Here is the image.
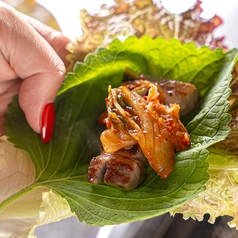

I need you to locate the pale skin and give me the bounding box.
[0,2,70,135]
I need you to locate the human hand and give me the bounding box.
[0,2,70,142]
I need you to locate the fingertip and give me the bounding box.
[19,71,65,136]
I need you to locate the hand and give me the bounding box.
[0,2,70,142]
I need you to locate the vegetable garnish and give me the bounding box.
[3,36,237,229]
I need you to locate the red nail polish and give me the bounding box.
[41,103,55,143]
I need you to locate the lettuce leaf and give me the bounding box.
[0,136,35,203]
[170,150,238,229]
[0,137,74,238]
[66,0,226,71]
[2,37,236,228]
[0,188,75,238]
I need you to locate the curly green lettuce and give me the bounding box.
[170,150,238,229]
[66,0,226,71]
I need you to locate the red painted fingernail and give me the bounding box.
[41,103,55,143]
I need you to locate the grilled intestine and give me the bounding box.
[88,145,147,190]
[88,69,199,190]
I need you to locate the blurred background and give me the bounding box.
[34,0,238,48]
[3,0,238,237]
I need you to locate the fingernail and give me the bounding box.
[41,103,55,143]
